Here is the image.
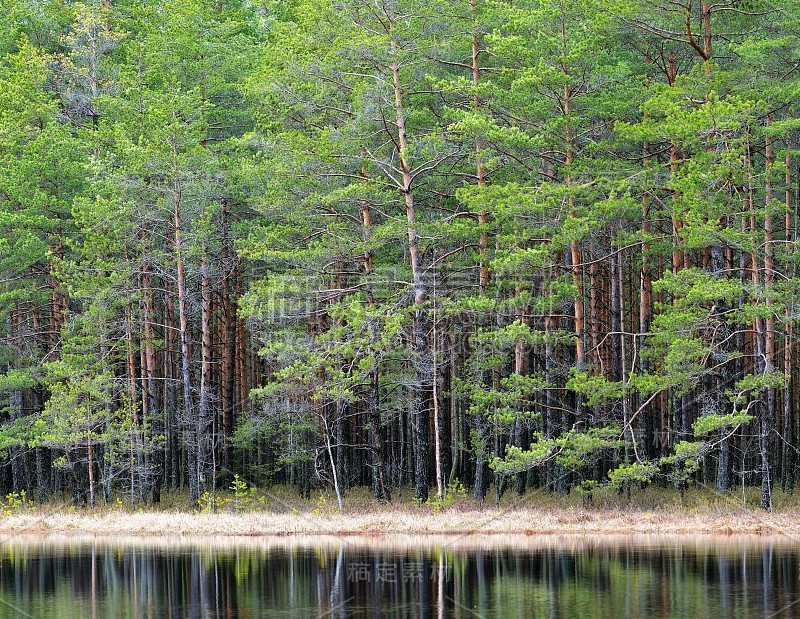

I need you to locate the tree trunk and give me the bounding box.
[640,134,654,456]
[783,149,794,491]
[471,0,489,295]
[220,200,235,469]
[163,288,179,490]
[140,255,159,502]
[762,116,775,510]
[234,261,248,421]
[390,19,429,502]
[87,433,95,508]
[198,245,214,498]
[174,189,197,504]
[432,293,444,501]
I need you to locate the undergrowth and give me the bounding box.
[8,483,800,515]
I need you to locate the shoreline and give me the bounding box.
[1,505,799,538]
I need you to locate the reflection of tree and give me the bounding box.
[0,540,796,617]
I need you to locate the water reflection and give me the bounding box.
[0,534,797,618]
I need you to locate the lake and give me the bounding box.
[0,534,797,617]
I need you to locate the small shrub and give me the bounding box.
[426,479,468,514]
[312,492,336,516]
[197,491,228,514]
[3,490,30,515]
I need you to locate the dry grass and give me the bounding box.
[2,484,800,538]
[0,506,796,537]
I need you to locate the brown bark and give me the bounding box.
[702,2,712,63]
[124,300,138,424]
[765,120,775,374]
[141,256,161,503]
[564,84,585,369]
[220,201,235,457]
[49,235,67,358]
[640,135,654,454]
[763,116,775,510]
[611,248,622,383]
[235,261,248,419]
[588,241,601,372]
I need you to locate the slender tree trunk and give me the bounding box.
[234,261,248,421]
[325,412,344,512]
[564,86,585,373]
[762,116,775,511]
[220,200,235,469]
[544,310,558,492]
[611,247,622,383]
[640,124,654,457]
[163,288,179,490]
[449,324,460,484]
[468,7,492,500]
[48,234,66,360]
[8,310,25,493]
[174,188,197,504]
[588,241,601,373]
[617,252,634,465]
[390,19,429,501]
[198,244,214,498]
[335,399,349,493]
[87,433,95,508]
[432,288,443,500]
[31,307,50,500]
[124,294,142,502]
[702,1,712,64]
[141,255,159,502]
[470,0,489,295]
[514,276,529,494]
[783,149,794,491]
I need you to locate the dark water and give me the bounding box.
[0,534,798,618]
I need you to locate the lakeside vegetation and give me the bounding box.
[2,486,800,536]
[1,0,800,513]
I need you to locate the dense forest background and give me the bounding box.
[0,0,799,510]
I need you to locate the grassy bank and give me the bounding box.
[2,485,800,537]
[1,505,799,537]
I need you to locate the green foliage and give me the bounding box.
[197,491,226,514]
[660,442,705,488]
[728,373,789,410]
[567,371,624,408]
[606,462,658,490]
[425,478,469,514]
[692,413,753,438]
[197,476,268,514]
[491,427,627,475]
[2,490,30,515]
[312,492,337,516]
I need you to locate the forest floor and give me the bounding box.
[2,485,800,537]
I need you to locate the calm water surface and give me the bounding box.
[0,534,797,618]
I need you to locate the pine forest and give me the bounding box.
[1,0,800,511]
